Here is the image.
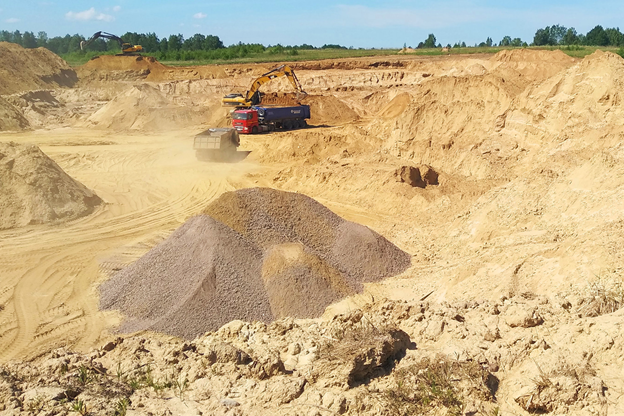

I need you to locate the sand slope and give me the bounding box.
[0,142,101,229]
[0,42,77,95]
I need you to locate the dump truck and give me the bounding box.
[193,128,240,161]
[232,105,311,134]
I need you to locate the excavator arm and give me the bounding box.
[80,31,143,55]
[222,65,307,107]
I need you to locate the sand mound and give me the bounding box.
[204,188,410,287]
[301,94,359,125]
[99,215,272,338]
[378,92,411,119]
[81,55,166,73]
[0,142,102,230]
[0,97,29,131]
[491,48,575,64]
[85,83,208,131]
[79,55,227,82]
[0,42,77,95]
[369,74,515,178]
[502,50,624,142]
[489,49,576,89]
[100,188,410,338]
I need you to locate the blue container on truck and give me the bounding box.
[255,105,310,122]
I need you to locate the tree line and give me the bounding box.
[411,24,624,50]
[2,24,624,61]
[0,30,350,60]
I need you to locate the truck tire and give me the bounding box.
[252,126,258,134]
[284,120,292,130]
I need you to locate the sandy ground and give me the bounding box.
[1,46,624,415]
[0,128,264,361]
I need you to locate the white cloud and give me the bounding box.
[65,7,114,22]
[113,5,121,12]
[193,12,207,19]
[5,17,20,23]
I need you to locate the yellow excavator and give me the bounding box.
[80,31,143,55]
[221,65,307,108]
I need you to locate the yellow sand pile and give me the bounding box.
[0,42,76,95]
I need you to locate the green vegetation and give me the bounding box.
[384,355,497,416]
[2,24,624,68]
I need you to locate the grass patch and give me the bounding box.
[60,44,623,67]
[384,355,498,416]
[577,273,624,317]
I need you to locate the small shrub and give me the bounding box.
[72,399,88,415]
[578,273,624,317]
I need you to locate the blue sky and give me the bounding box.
[1,1,623,48]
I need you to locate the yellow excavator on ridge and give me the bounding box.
[80,31,143,56]
[221,65,307,108]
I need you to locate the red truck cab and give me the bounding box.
[232,109,259,134]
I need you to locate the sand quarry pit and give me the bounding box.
[1,43,624,415]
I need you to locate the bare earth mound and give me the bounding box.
[0,42,77,95]
[0,142,102,230]
[100,188,410,338]
[0,96,29,132]
[203,188,411,289]
[85,83,209,131]
[99,215,273,339]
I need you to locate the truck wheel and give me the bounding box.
[252,126,258,134]
[284,120,292,130]
[301,119,308,128]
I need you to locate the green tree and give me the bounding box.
[167,34,183,51]
[36,31,48,47]
[499,36,512,47]
[533,27,551,46]
[562,27,578,45]
[550,24,567,44]
[605,27,623,46]
[586,25,609,45]
[422,33,436,48]
[12,30,22,46]
[22,31,37,48]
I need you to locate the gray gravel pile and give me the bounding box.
[204,188,411,291]
[99,215,272,338]
[100,188,411,339]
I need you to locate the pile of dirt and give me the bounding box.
[0,42,77,95]
[502,50,624,142]
[100,188,410,338]
[491,48,575,64]
[0,96,29,131]
[84,83,209,131]
[80,55,166,73]
[300,94,359,125]
[369,74,516,178]
[99,215,272,338]
[0,142,102,230]
[260,92,302,106]
[203,188,411,289]
[489,48,577,89]
[78,55,227,82]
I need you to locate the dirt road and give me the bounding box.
[0,129,259,362]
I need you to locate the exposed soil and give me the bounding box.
[0,141,101,230]
[1,47,623,416]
